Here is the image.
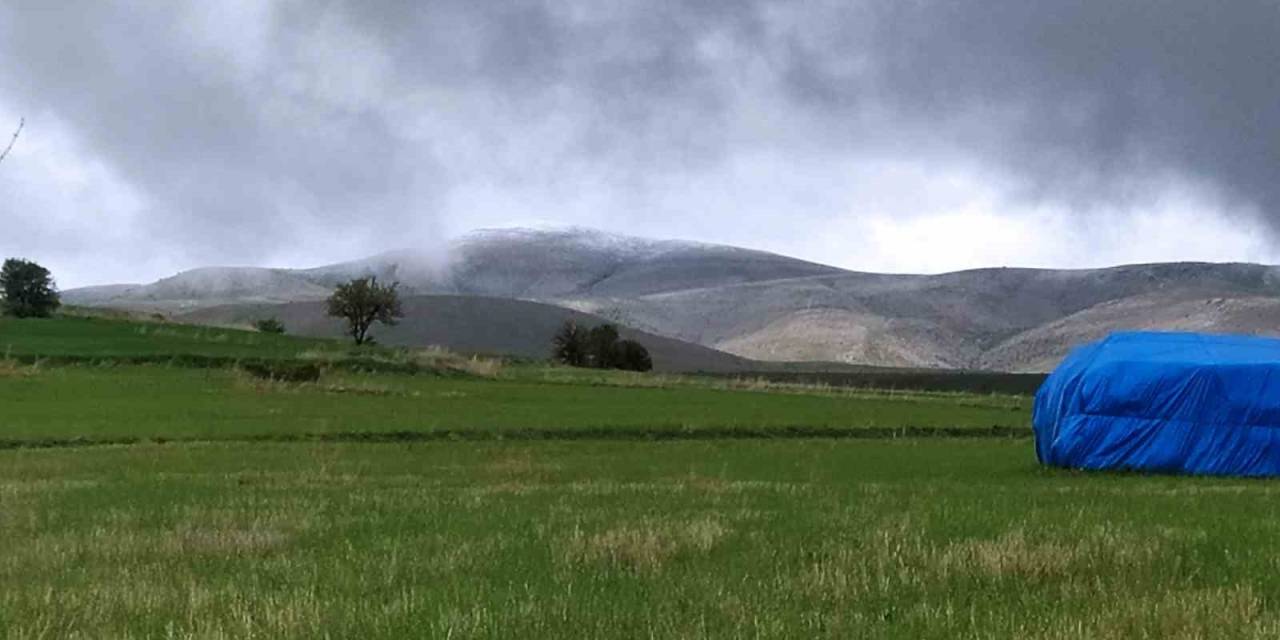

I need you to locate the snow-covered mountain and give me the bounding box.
[69,228,843,307]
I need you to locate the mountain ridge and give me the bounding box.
[64,228,1280,372]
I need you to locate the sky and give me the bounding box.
[1,1,1278,288]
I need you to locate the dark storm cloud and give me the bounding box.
[0,2,437,264]
[0,1,1277,284]
[333,0,752,167]
[781,0,1280,214]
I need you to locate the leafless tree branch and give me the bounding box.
[0,118,23,166]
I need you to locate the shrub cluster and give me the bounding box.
[552,321,652,372]
[253,317,286,334]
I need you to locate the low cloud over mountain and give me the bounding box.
[65,228,1280,372]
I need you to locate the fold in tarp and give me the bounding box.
[1034,331,1280,477]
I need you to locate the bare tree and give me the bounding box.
[326,276,404,345]
[0,118,22,166]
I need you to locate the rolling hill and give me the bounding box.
[174,295,757,373]
[65,228,1280,372]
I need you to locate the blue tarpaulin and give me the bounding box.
[1033,331,1280,477]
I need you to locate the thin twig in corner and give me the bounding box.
[0,118,24,166]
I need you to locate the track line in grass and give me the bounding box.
[0,424,1031,451]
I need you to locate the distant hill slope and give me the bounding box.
[573,262,1280,371]
[69,228,843,312]
[175,295,757,373]
[980,293,1280,372]
[67,228,1280,372]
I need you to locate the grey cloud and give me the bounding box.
[0,0,1277,285]
[0,1,441,266]
[779,1,1280,213]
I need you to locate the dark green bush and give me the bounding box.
[253,318,286,334]
[552,322,652,372]
[614,339,652,372]
[1,258,60,318]
[586,324,621,369]
[551,321,587,366]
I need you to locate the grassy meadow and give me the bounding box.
[0,365,1026,444]
[0,313,335,361]
[5,441,1280,639]
[2,314,1279,638]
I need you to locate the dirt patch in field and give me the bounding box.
[0,359,39,378]
[1031,585,1280,640]
[162,524,292,555]
[560,518,730,573]
[936,527,1161,581]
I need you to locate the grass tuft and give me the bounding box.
[0,358,38,378]
[561,518,730,573]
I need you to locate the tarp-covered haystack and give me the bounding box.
[1034,331,1280,476]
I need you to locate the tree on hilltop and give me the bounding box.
[551,321,652,372]
[586,323,621,369]
[326,277,403,345]
[615,339,653,372]
[0,258,60,318]
[552,320,588,367]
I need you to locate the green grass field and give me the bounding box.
[1,315,1277,638]
[0,314,333,361]
[0,365,1026,444]
[5,441,1279,639]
